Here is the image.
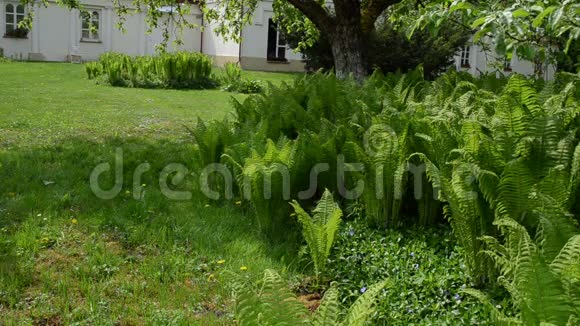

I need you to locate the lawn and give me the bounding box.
[0,61,300,324]
[0,62,295,148]
[3,61,577,325]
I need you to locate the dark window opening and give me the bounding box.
[267,19,286,62]
[460,46,471,68]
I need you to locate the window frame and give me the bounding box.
[503,57,512,72]
[4,3,27,39]
[80,9,101,43]
[266,18,287,62]
[459,46,471,68]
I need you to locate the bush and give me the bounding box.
[219,62,263,94]
[85,52,217,89]
[236,79,263,94]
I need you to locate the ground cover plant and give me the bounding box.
[1,61,579,324]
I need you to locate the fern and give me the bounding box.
[290,189,342,277]
[234,269,308,325]
[234,270,386,325]
[466,218,579,325]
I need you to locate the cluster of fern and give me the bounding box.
[233,269,386,325]
[85,52,217,89]
[191,68,580,323]
[220,62,263,94]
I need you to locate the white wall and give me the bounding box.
[0,0,32,59]
[453,41,556,80]
[240,1,302,61]
[0,0,201,62]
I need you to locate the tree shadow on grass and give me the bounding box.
[0,136,301,305]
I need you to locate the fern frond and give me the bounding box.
[550,235,580,276]
[311,286,341,326]
[291,189,342,276]
[342,280,387,326]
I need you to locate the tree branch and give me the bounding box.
[285,0,334,33]
[361,0,402,34]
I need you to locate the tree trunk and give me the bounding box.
[285,0,370,81]
[328,24,367,81]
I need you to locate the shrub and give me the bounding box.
[236,79,263,94]
[85,52,217,89]
[85,62,102,80]
[219,62,263,94]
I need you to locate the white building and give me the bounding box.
[453,43,556,80]
[0,0,556,77]
[0,0,305,72]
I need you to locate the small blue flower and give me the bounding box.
[413,263,419,270]
[407,308,414,314]
[454,294,461,301]
[410,252,415,257]
[349,228,355,237]
[360,287,367,294]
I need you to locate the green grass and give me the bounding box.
[0,62,296,148]
[0,61,300,324]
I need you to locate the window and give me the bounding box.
[81,10,100,41]
[534,61,544,75]
[5,3,26,38]
[267,19,286,61]
[459,46,471,68]
[503,57,512,72]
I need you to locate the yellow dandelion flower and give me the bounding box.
[240,266,248,271]
[71,218,78,225]
[217,259,226,264]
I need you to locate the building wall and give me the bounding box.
[0,1,32,60]
[453,41,556,80]
[0,0,201,62]
[240,1,304,71]
[201,0,304,71]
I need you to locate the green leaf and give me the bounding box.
[474,27,491,43]
[450,2,473,13]
[512,9,530,18]
[532,6,557,28]
[471,17,488,28]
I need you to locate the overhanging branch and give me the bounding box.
[285,0,334,32]
[361,0,402,34]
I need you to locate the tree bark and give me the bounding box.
[328,24,367,81]
[285,0,376,81]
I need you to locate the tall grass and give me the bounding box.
[86,52,217,89]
